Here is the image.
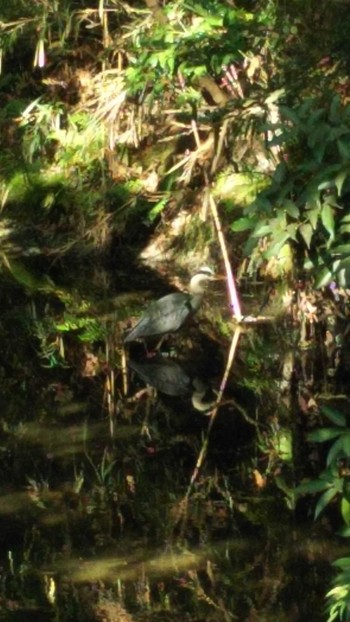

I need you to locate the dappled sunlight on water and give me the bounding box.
[59,549,205,583]
[12,421,140,456]
[0,308,345,621]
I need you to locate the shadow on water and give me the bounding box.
[0,281,346,622]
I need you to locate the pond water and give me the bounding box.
[0,282,346,622]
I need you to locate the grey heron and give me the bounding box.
[124,267,216,343]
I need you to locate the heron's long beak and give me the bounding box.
[213,274,227,281]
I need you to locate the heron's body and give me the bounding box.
[129,356,218,410]
[124,268,214,343]
[128,356,191,396]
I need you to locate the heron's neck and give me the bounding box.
[190,293,204,312]
[189,274,209,295]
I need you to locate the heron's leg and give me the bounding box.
[145,335,166,357]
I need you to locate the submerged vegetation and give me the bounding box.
[1,0,350,620]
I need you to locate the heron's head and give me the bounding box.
[189,267,216,294]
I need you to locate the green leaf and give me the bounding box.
[306,109,325,127]
[337,526,350,538]
[265,232,290,258]
[343,478,350,503]
[295,479,330,495]
[332,557,350,570]
[314,266,333,288]
[251,223,272,238]
[315,485,338,519]
[308,122,330,148]
[321,204,335,240]
[307,427,344,442]
[335,170,348,196]
[147,197,168,223]
[341,498,350,526]
[327,434,350,467]
[318,180,334,191]
[230,217,254,232]
[275,429,293,462]
[305,206,320,230]
[299,222,313,249]
[306,208,320,230]
[280,105,300,125]
[331,244,350,256]
[284,200,299,218]
[324,194,341,209]
[321,405,347,427]
[286,223,298,241]
[330,95,341,125]
[344,433,350,455]
[312,142,326,163]
[337,138,350,159]
[273,162,287,184]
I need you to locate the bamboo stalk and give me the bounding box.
[188,326,242,486]
[208,192,243,320]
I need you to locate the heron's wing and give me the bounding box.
[125,293,192,340]
[129,358,191,396]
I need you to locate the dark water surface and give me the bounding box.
[0,296,344,622]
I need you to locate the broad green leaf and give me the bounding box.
[276,210,287,228]
[251,223,272,238]
[324,194,341,209]
[341,497,350,526]
[321,405,346,426]
[327,434,350,467]
[299,161,319,173]
[273,162,287,184]
[343,478,350,503]
[321,204,335,240]
[307,427,344,442]
[344,433,350,455]
[318,180,334,191]
[4,258,55,292]
[308,122,330,148]
[326,605,345,622]
[337,256,350,268]
[331,244,350,256]
[306,206,320,230]
[307,109,325,127]
[315,485,338,519]
[280,105,300,125]
[286,223,298,241]
[337,526,350,537]
[299,222,313,249]
[298,98,315,119]
[295,479,330,495]
[275,429,293,462]
[312,141,326,163]
[330,95,341,124]
[265,232,290,258]
[314,266,333,288]
[230,217,254,232]
[332,557,350,570]
[284,200,299,218]
[337,138,350,159]
[335,170,348,196]
[329,126,349,141]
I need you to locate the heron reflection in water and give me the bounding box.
[128,356,217,413]
[124,267,216,343]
